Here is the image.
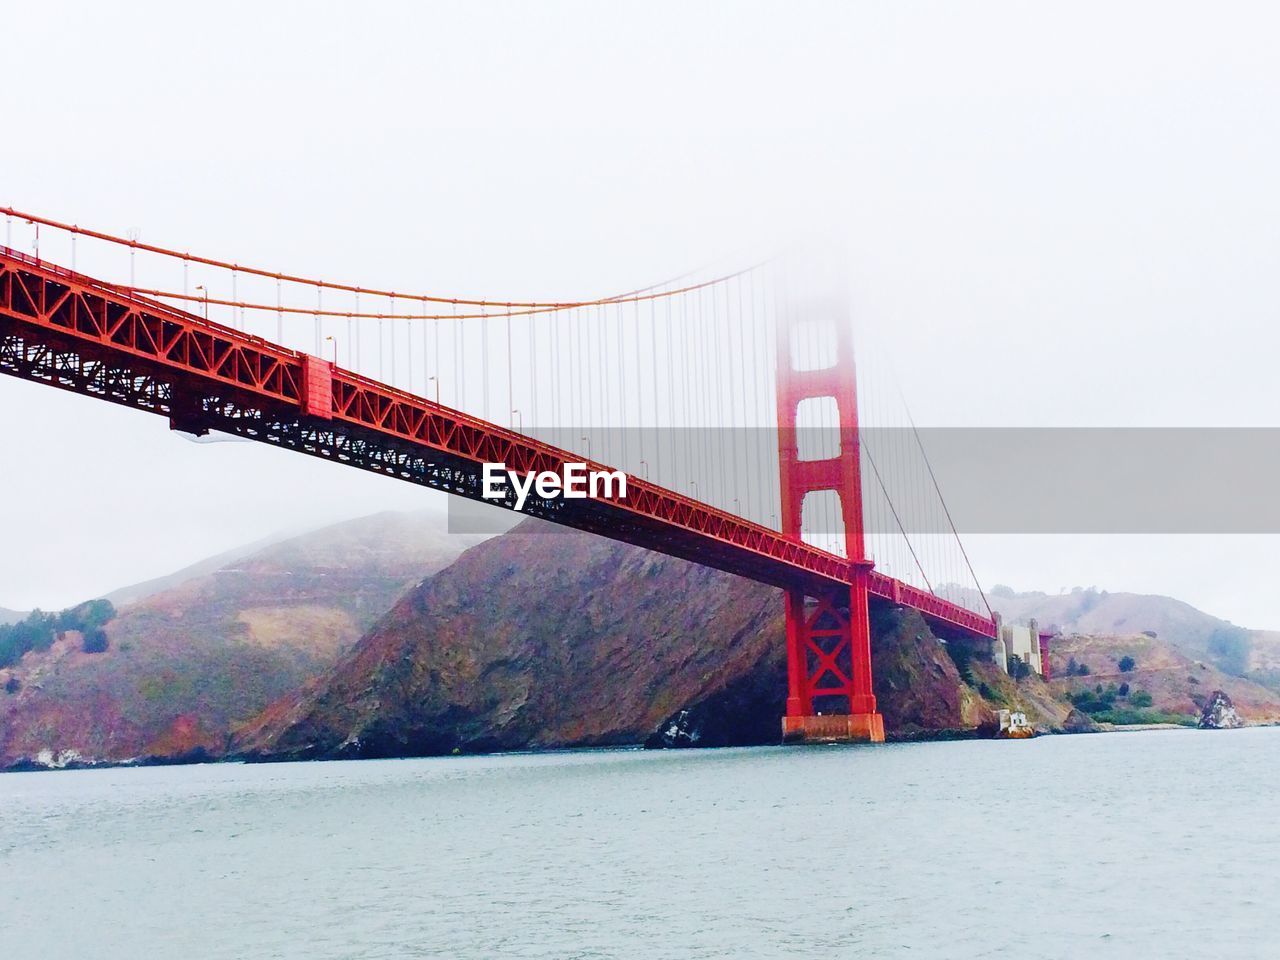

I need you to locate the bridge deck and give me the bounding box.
[0,248,995,641]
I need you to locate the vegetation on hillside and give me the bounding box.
[1007,653,1032,680]
[0,599,115,669]
[1066,680,1194,726]
[1064,657,1091,676]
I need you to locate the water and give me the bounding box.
[2,728,1278,959]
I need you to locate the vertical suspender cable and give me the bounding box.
[663,294,673,488]
[725,280,739,513]
[552,306,562,441]
[506,307,514,429]
[699,285,714,503]
[567,308,575,442]
[615,303,626,469]
[735,278,749,516]
[481,310,490,421]
[712,282,729,507]
[452,301,461,408]
[355,292,362,372]
[378,301,386,381]
[389,294,397,386]
[634,297,644,470]
[530,310,539,433]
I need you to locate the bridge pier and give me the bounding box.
[782,713,885,743]
[779,575,884,744]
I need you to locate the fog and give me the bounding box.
[3,1,1280,625]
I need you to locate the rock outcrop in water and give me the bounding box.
[1199,690,1244,729]
[237,520,1076,760]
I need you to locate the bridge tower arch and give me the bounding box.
[774,275,885,743]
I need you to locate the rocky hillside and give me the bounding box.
[238,520,1075,761]
[986,585,1268,678]
[0,512,480,768]
[17,512,1277,770]
[1046,631,1280,725]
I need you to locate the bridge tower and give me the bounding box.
[774,277,885,743]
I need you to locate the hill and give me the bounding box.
[0,511,482,768]
[990,586,1231,657]
[13,516,1280,770]
[1047,631,1280,725]
[236,519,1074,761]
[0,607,26,627]
[102,531,290,608]
[983,585,1280,692]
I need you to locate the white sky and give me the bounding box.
[3,1,1280,625]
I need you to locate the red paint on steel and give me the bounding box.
[774,289,881,737]
[0,205,755,314]
[301,354,333,419]
[0,247,996,650]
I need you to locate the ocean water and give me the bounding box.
[2,728,1277,959]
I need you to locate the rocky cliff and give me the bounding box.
[238,520,1074,761]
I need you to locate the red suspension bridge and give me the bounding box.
[0,207,998,743]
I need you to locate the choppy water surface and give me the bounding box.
[3,728,1278,958]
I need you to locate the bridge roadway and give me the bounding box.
[0,247,995,641]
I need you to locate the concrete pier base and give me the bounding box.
[782,713,885,744]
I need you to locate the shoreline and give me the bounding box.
[3,720,1259,774]
[1095,721,1196,733]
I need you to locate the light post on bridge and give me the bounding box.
[427,376,440,406]
[512,409,523,435]
[195,285,209,321]
[324,335,338,364]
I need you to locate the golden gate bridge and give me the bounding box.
[0,207,998,743]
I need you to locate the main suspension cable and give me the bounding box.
[1,205,756,312]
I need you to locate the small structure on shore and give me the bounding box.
[996,709,1036,739]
